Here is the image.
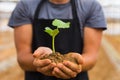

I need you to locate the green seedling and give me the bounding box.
[44,19,70,53]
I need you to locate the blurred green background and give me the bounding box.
[0,0,120,80]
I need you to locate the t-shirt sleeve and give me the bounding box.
[85,0,107,30]
[8,1,31,28]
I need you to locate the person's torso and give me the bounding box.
[25,0,89,80]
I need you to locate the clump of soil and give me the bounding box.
[41,52,78,64]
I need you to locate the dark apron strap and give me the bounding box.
[71,0,84,38]
[71,0,79,21]
[34,0,47,19]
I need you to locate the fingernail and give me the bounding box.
[33,53,37,58]
[73,74,77,77]
[63,61,69,65]
[33,51,39,57]
[57,63,62,68]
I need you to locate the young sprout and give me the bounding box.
[44,19,70,53]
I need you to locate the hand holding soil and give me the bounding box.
[52,53,83,79]
[33,47,56,76]
[33,47,84,79]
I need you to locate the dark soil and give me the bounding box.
[41,52,78,64]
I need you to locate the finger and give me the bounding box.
[53,67,70,79]
[40,53,50,59]
[33,58,51,67]
[71,53,84,64]
[33,50,44,58]
[37,63,56,73]
[63,60,82,73]
[33,47,52,58]
[42,47,52,55]
[57,63,77,78]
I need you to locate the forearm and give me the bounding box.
[17,52,36,71]
[14,24,36,71]
[81,52,98,71]
[81,27,103,71]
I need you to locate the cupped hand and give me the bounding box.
[33,58,56,76]
[33,47,56,76]
[52,52,84,79]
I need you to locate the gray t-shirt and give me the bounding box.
[8,0,106,29]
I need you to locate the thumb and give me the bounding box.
[72,53,84,64]
[33,50,41,58]
[33,47,52,58]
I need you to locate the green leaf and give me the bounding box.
[52,19,70,28]
[44,27,59,37]
[44,19,70,53]
[53,29,59,37]
[44,27,53,36]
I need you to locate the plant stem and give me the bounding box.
[52,36,55,53]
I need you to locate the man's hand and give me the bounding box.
[33,58,56,76]
[33,47,56,76]
[52,53,84,79]
[33,47,52,58]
